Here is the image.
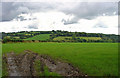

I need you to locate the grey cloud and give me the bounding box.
[61,2,118,20]
[1,2,118,23]
[118,2,120,15]
[28,22,38,29]
[0,3,2,21]
[1,2,56,21]
[14,13,37,21]
[2,2,21,21]
[94,22,108,28]
[61,18,78,25]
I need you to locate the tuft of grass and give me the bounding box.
[43,66,60,76]
[34,60,60,76]
[34,60,43,76]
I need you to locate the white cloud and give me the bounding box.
[0,11,118,35]
[1,0,119,2]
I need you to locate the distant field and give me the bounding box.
[53,36,102,41]
[78,37,102,40]
[2,43,118,76]
[24,34,50,40]
[53,37,71,41]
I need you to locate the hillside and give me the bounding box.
[24,34,50,40]
[2,30,119,43]
[53,37,102,42]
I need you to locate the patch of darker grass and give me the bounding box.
[34,60,60,76]
[2,58,8,77]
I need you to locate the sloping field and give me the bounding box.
[53,37,71,41]
[78,37,102,40]
[24,34,50,40]
[53,36,102,41]
[2,43,118,76]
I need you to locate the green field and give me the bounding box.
[78,37,102,40]
[53,37,71,41]
[2,43,118,76]
[24,34,50,40]
[0,43,2,77]
[53,36,102,41]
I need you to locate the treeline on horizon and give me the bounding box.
[1,30,120,43]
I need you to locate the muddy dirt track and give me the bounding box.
[3,50,86,77]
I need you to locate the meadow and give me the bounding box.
[53,36,102,41]
[24,34,50,40]
[2,43,118,76]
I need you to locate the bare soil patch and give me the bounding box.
[3,50,86,77]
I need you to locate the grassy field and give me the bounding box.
[24,34,50,40]
[0,43,2,77]
[78,37,102,40]
[2,43,118,76]
[53,37,71,41]
[53,36,102,41]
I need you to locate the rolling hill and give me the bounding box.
[24,34,50,40]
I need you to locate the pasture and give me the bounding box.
[24,34,50,40]
[53,36,102,41]
[2,43,118,76]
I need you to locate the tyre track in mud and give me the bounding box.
[3,50,86,77]
[6,52,22,76]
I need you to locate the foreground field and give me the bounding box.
[0,43,2,77]
[2,43,118,76]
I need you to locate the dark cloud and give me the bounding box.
[2,2,20,21]
[118,2,120,15]
[1,2,56,21]
[61,2,117,20]
[1,2,118,23]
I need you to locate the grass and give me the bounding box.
[0,43,2,77]
[53,37,71,41]
[2,59,8,77]
[24,34,50,40]
[53,36,102,41]
[34,60,60,76]
[34,60,42,76]
[78,37,102,40]
[2,43,118,76]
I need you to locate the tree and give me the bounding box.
[72,33,76,40]
[3,36,11,43]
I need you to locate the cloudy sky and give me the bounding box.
[0,1,119,34]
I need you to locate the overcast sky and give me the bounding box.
[0,1,119,34]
